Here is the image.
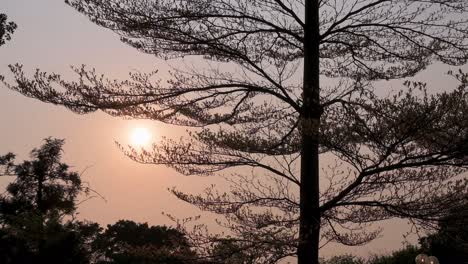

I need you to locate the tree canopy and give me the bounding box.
[0,138,91,264]
[0,139,199,264]
[421,203,468,264]
[0,138,84,220]
[3,1,468,263]
[93,220,197,264]
[0,13,16,47]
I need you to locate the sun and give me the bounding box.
[130,127,152,146]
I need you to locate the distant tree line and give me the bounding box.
[0,138,278,264]
[0,138,200,264]
[1,138,467,263]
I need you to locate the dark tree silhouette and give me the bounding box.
[0,138,92,264]
[322,255,364,264]
[92,220,197,264]
[0,13,16,46]
[420,203,468,264]
[4,1,468,263]
[0,138,84,220]
[320,246,420,264]
[208,239,257,264]
[367,246,420,264]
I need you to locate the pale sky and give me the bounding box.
[1,0,467,259]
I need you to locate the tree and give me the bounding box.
[319,246,420,264]
[92,220,197,264]
[420,203,468,264]
[0,138,92,263]
[321,255,364,264]
[0,13,16,47]
[4,1,468,263]
[0,138,84,222]
[367,246,420,264]
[208,238,259,264]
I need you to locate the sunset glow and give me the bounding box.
[130,127,152,146]
[2,0,468,262]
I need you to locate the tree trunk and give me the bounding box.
[298,1,321,264]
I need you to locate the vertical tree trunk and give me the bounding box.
[298,1,321,264]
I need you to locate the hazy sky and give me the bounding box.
[0,0,212,230]
[1,0,467,259]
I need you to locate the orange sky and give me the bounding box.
[1,0,467,259]
[0,0,210,231]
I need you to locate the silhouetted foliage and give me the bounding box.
[208,239,256,264]
[4,1,468,263]
[0,13,16,46]
[367,246,420,264]
[0,138,93,264]
[0,227,35,264]
[0,138,84,221]
[92,220,197,264]
[1,140,204,264]
[321,255,364,264]
[34,220,101,264]
[320,246,420,264]
[421,203,468,264]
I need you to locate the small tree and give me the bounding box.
[4,1,468,263]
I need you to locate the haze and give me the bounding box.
[1,0,466,259]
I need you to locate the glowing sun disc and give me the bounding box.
[131,127,152,146]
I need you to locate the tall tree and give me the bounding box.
[0,138,83,222]
[0,138,91,263]
[4,1,468,263]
